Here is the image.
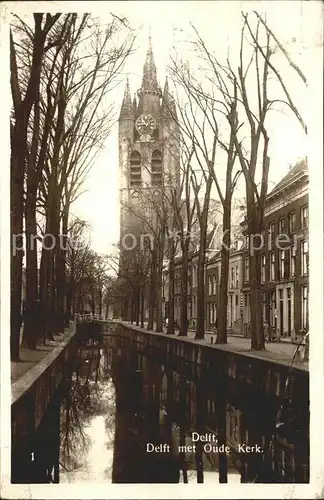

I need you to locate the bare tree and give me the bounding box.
[11,13,135,357]
[108,242,151,325]
[169,54,240,341]
[21,15,77,349]
[37,15,134,340]
[214,12,306,349]
[10,13,62,360]
[120,183,170,332]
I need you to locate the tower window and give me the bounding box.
[151,150,162,187]
[130,151,142,187]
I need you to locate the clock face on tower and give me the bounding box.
[135,114,156,142]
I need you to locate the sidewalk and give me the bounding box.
[124,321,308,371]
[11,329,71,384]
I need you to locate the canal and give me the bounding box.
[57,332,309,484]
[11,327,309,484]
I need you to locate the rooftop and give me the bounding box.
[267,158,308,199]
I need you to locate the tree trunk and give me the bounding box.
[250,248,264,350]
[155,230,165,333]
[22,175,39,349]
[140,286,145,328]
[55,247,65,333]
[40,181,60,342]
[122,297,128,320]
[195,177,212,340]
[39,229,49,342]
[22,83,42,349]
[131,296,136,323]
[216,202,231,344]
[98,288,102,316]
[56,211,69,331]
[195,249,206,340]
[136,287,140,326]
[10,134,24,360]
[167,241,175,335]
[10,17,50,360]
[179,240,189,336]
[147,248,157,330]
[155,286,163,332]
[247,197,265,350]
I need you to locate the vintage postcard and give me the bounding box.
[1,1,323,498]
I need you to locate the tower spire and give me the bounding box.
[119,77,133,119]
[161,75,177,118]
[132,93,137,116]
[140,33,161,96]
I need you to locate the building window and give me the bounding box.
[130,151,142,186]
[245,235,250,252]
[301,285,308,330]
[192,295,196,317]
[261,227,266,245]
[269,222,275,244]
[270,291,276,328]
[213,275,217,295]
[235,266,239,287]
[244,258,249,283]
[270,252,275,282]
[208,276,212,296]
[288,212,296,234]
[301,205,308,229]
[290,245,296,277]
[301,240,308,275]
[192,265,197,288]
[231,267,235,288]
[279,250,285,280]
[279,289,284,335]
[151,150,163,186]
[262,292,267,322]
[287,287,292,336]
[279,217,285,234]
[261,255,266,283]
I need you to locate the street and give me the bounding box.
[125,321,308,370]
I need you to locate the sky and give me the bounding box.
[3,0,322,255]
[68,0,321,256]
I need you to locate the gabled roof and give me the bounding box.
[267,158,308,199]
[206,224,217,249]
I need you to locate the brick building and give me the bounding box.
[205,247,244,333]
[241,159,308,341]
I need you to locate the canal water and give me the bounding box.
[57,333,309,484]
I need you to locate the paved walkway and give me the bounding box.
[11,330,70,383]
[124,322,308,372]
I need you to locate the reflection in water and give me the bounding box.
[59,335,309,484]
[60,346,115,482]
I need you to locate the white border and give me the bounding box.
[1,1,323,499]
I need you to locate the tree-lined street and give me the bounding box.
[8,5,311,362]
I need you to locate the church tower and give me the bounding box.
[118,36,180,240]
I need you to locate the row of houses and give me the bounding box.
[162,159,309,342]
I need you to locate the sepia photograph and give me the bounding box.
[0,0,323,498]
